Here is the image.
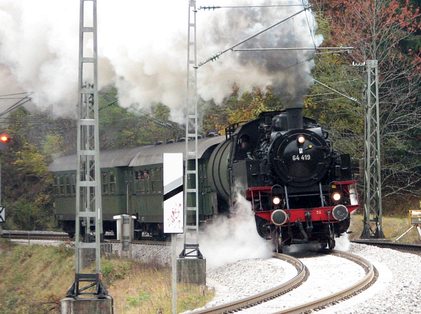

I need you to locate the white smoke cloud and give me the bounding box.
[200,193,273,269]
[0,0,322,118]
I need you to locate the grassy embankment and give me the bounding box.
[0,240,213,314]
[349,212,421,243]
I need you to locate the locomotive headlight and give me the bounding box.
[332,192,342,202]
[272,196,281,205]
[297,135,305,144]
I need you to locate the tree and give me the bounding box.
[314,0,421,205]
[2,109,54,230]
[201,85,284,134]
[306,52,365,159]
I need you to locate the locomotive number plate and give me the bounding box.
[292,154,311,161]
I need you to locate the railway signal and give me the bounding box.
[0,133,11,151]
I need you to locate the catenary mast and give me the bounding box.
[67,0,107,297]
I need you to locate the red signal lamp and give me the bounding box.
[0,133,10,143]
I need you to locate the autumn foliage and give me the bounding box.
[318,0,420,67]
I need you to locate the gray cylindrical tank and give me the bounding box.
[207,139,232,201]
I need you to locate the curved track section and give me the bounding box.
[191,253,308,314]
[273,250,377,314]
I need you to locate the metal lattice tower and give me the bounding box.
[361,60,384,239]
[180,0,202,259]
[67,0,107,297]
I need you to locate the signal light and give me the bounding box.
[0,133,10,143]
[0,132,11,151]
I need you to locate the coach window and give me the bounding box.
[59,176,65,195]
[133,170,139,192]
[140,170,150,193]
[152,168,162,193]
[141,170,150,180]
[102,172,109,194]
[134,170,145,193]
[65,175,72,195]
[53,176,59,195]
[71,174,76,195]
[149,169,155,192]
[133,171,138,191]
[109,172,116,193]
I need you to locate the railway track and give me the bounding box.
[192,253,308,314]
[352,239,421,255]
[1,230,70,240]
[1,230,169,246]
[192,250,376,314]
[272,250,377,314]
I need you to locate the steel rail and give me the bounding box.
[352,239,421,253]
[1,230,69,240]
[1,232,172,246]
[190,252,308,314]
[273,250,376,314]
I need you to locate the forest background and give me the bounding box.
[0,0,419,231]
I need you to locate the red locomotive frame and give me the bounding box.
[245,180,359,249]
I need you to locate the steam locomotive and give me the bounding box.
[211,108,359,250]
[49,107,358,250]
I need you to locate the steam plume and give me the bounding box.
[0,0,321,118]
[200,193,272,269]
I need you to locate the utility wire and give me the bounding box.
[0,92,30,98]
[314,79,361,104]
[301,0,317,50]
[0,93,32,118]
[199,4,306,10]
[198,7,308,67]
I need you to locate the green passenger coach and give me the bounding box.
[49,136,225,239]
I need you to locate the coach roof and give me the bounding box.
[48,136,224,172]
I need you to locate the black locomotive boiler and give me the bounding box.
[50,107,359,250]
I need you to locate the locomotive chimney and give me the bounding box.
[286,107,303,130]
